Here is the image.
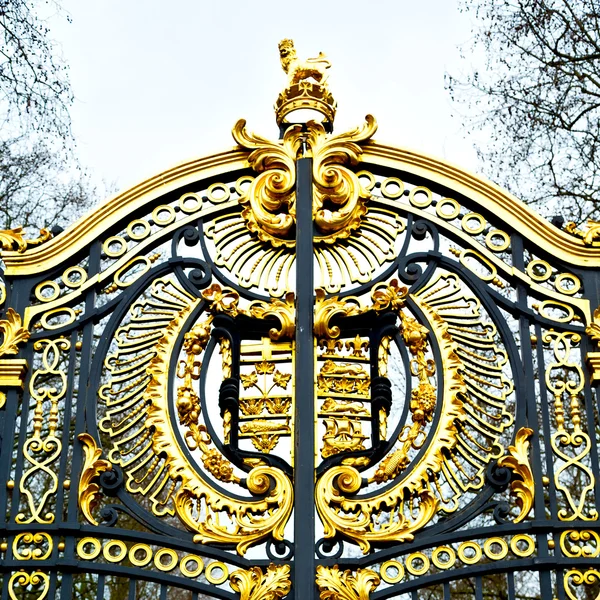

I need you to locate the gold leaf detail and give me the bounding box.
[316,565,380,600]
[497,427,534,523]
[565,220,600,245]
[230,563,291,600]
[78,433,112,526]
[0,308,30,356]
[314,289,361,339]
[0,226,51,253]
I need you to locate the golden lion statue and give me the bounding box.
[278,39,331,86]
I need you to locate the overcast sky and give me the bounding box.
[50,1,480,194]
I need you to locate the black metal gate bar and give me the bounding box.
[294,156,316,599]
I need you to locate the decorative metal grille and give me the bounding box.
[0,39,599,600]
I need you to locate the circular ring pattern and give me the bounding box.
[103,540,127,563]
[207,183,231,204]
[205,561,229,584]
[154,548,178,572]
[432,546,457,569]
[380,560,404,584]
[436,198,460,220]
[409,186,433,208]
[178,193,202,215]
[35,280,60,303]
[511,534,535,557]
[77,537,101,560]
[405,551,430,576]
[103,236,128,258]
[486,229,511,252]
[461,213,486,235]
[526,259,552,282]
[235,176,254,196]
[127,219,151,240]
[458,541,482,565]
[381,177,405,199]
[62,266,87,289]
[356,170,376,192]
[180,554,205,578]
[129,543,152,567]
[483,537,509,560]
[555,272,581,296]
[152,205,176,226]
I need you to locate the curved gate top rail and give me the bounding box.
[1,38,600,600]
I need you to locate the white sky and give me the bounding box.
[50,0,481,194]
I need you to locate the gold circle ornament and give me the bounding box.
[129,543,153,567]
[77,537,102,560]
[205,561,229,584]
[103,540,127,563]
[380,560,404,584]
[458,541,482,565]
[180,555,205,578]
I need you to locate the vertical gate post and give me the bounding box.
[294,156,316,599]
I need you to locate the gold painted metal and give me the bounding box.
[0,359,27,388]
[586,306,600,382]
[8,571,50,600]
[276,39,335,127]
[0,308,30,355]
[202,283,295,341]
[232,115,377,247]
[0,308,30,388]
[316,272,514,552]
[77,433,112,526]
[565,220,600,245]
[0,226,51,253]
[12,532,53,560]
[17,338,69,524]
[564,569,600,600]
[544,330,598,520]
[229,564,292,600]
[497,427,535,523]
[97,277,293,555]
[316,565,380,600]
[560,530,600,558]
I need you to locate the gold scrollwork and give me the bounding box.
[232,114,377,247]
[229,564,291,600]
[12,532,53,560]
[17,338,70,524]
[202,283,295,341]
[0,226,51,253]
[8,571,50,600]
[316,272,514,552]
[145,304,294,555]
[564,569,600,600]
[77,433,112,526]
[560,529,600,558]
[497,427,535,523]
[316,565,380,600]
[544,330,598,521]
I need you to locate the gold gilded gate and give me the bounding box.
[1,40,600,599]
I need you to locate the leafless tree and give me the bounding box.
[447,0,600,224]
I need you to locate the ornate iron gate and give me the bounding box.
[1,40,600,599]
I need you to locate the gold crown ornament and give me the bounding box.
[275,39,337,130]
